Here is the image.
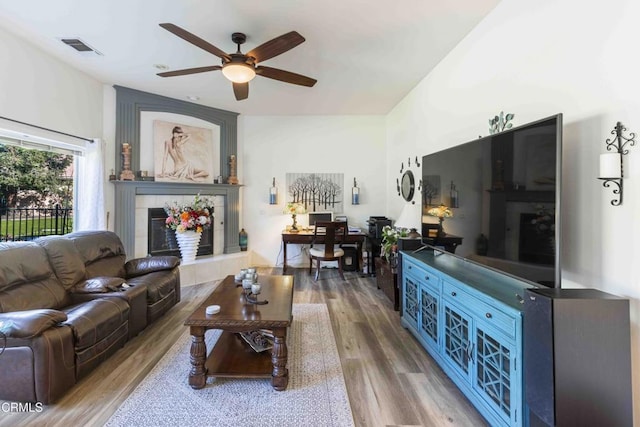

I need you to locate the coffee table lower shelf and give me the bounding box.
[205,331,273,379]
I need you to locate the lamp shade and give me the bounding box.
[427,204,453,218]
[222,63,256,83]
[283,202,306,215]
[599,153,621,178]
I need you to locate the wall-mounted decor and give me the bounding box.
[352,177,360,205]
[397,156,422,204]
[153,120,215,183]
[286,173,344,213]
[400,170,415,202]
[598,121,636,206]
[269,177,278,205]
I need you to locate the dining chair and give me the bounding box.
[308,221,347,281]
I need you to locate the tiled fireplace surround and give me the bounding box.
[113,181,249,286]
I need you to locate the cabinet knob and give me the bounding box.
[451,291,457,297]
[425,275,430,281]
[485,312,492,319]
[408,265,412,269]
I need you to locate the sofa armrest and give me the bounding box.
[72,276,126,293]
[125,256,180,278]
[0,309,67,339]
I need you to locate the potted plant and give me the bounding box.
[380,225,408,262]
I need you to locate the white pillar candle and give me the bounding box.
[599,153,621,178]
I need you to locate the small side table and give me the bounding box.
[375,257,399,311]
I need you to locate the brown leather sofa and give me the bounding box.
[0,230,180,404]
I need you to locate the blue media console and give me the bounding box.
[401,249,535,426]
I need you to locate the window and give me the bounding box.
[0,129,82,240]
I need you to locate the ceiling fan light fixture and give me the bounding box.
[222,63,256,83]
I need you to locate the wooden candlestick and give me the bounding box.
[119,142,135,181]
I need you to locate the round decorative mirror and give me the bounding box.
[401,170,415,202]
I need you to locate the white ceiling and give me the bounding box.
[0,0,499,116]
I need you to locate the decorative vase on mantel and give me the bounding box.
[175,230,202,264]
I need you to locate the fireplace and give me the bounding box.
[147,208,214,257]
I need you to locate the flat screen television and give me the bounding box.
[421,114,562,287]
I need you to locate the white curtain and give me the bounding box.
[75,138,106,230]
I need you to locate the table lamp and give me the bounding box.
[283,202,306,232]
[427,204,453,237]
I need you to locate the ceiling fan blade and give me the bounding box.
[233,82,249,100]
[159,23,231,61]
[256,66,317,87]
[247,31,305,63]
[157,65,222,77]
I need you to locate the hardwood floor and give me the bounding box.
[0,268,486,427]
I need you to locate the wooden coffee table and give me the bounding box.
[184,274,294,391]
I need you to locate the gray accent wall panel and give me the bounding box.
[113,86,241,257]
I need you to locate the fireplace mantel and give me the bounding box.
[112,180,241,258]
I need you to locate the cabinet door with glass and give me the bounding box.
[419,281,440,351]
[442,299,473,383]
[473,321,520,426]
[403,274,420,330]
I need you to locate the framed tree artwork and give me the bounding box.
[286,173,344,213]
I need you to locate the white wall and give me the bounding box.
[0,25,103,139]
[241,115,386,268]
[386,0,640,420]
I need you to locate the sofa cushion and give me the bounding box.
[62,298,129,350]
[65,231,127,278]
[72,277,126,293]
[125,256,180,278]
[0,309,67,338]
[0,242,69,312]
[127,270,178,304]
[35,236,86,290]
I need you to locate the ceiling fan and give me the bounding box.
[157,23,317,101]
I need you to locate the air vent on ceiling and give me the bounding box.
[59,38,103,56]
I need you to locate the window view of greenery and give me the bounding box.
[0,144,74,241]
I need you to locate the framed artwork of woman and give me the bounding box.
[153,120,215,183]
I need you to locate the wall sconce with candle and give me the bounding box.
[352,177,360,205]
[269,177,278,205]
[598,121,635,206]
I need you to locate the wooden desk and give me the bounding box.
[282,230,366,273]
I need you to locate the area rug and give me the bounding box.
[106,304,354,427]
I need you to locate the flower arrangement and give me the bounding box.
[381,225,408,260]
[164,194,214,234]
